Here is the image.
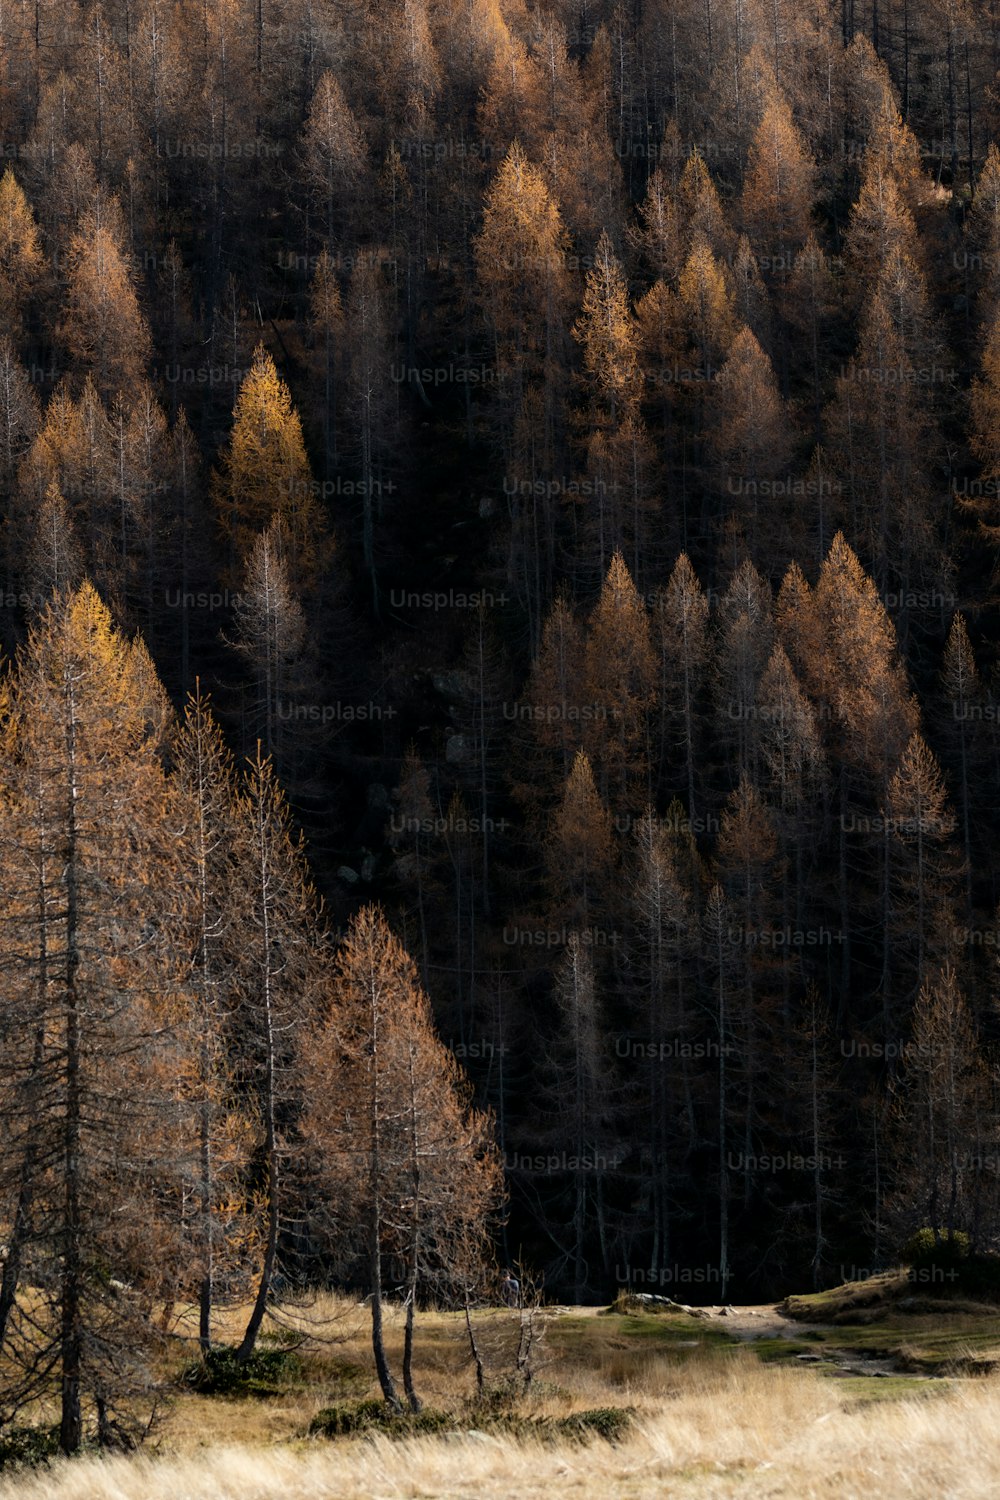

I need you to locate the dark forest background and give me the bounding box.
[3,0,1000,1303]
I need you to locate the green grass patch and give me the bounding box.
[835,1375,954,1406]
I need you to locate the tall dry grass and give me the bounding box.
[0,1355,991,1500]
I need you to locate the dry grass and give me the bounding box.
[0,1356,994,1499]
[0,1295,991,1497]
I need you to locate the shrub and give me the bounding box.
[309,1399,450,1439]
[0,1426,61,1472]
[554,1407,635,1443]
[182,1344,302,1397]
[903,1228,970,1268]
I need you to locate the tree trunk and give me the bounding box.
[60,686,83,1456]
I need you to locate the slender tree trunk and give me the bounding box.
[60,683,83,1456]
[403,1047,422,1412]
[369,991,401,1410]
[0,1024,44,1349]
[237,799,280,1363]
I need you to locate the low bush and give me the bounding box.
[0,1425,61,1471]
[182,1344,303,1397]
[309,1398,451,1438]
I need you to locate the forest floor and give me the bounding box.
[2,1286,1000,1497]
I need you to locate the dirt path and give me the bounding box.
[700,1303,823,1339]
[588,1299,943,1379]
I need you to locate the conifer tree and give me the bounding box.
[741,88,815,268]
[583,550,656,807]
[212,345,326,592]
[303,906,501,1407]
[0,166,43,345]
[300,71,368,247]
[230,746,327,1363]
[0,584,193,1451]
[650,552,710,814]
[889,967,988,1246]
[546,748,616,933]
[935,614,983,914]
[475,140,571,389]
[884,733,960,1022]
[572,229,640,426]
[171,688,249,1350]
[57,202,152,399]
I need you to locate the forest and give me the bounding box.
[2,0,1000,1460]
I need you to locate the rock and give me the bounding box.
[360,852,377,882]
[796,1353,823,1362]
[337,865,359,884]
[719,1305,737,1316]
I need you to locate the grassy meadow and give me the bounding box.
[0,1284,998,1497]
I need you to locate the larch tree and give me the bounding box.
[741,88,815,269]
[212,345,326,594]
[302,905,502,1409]
[583,550,656,808]
[0,335,38,520]
[229,746,328,1364]
[0,584,194,1452]
[545,747,616,934]
[781,233,837,436]
[300,70,368,248]
[702,881,739,1302]
[707,325,791,551]
[650,552,711,814]
[515,590,587,811]
[24,482,84,603]
[966,141,1000,308]
[825,246,945,641]
[935,614,983,915]
[843,154,918,290]
[716,772,783,1214]
[392,983,502,1410]
[0,166,43,345]
[57,203,152,400]
[729,236,774,357]
[627,811,697,1276]
[474,140,571,396]
[572,228,640,427]
[230,522,308,771]
[632,166,684,285]
[547,932,608,1304]
[713,557,775,785]
[676,232,735,377]
[755,641,826,956]
[885,733,960,1025]
[171,687,249,1351]
[678,148,734,263]
[774,559,824,698]
[889,967,988,1247]
[813,532,918,1029]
